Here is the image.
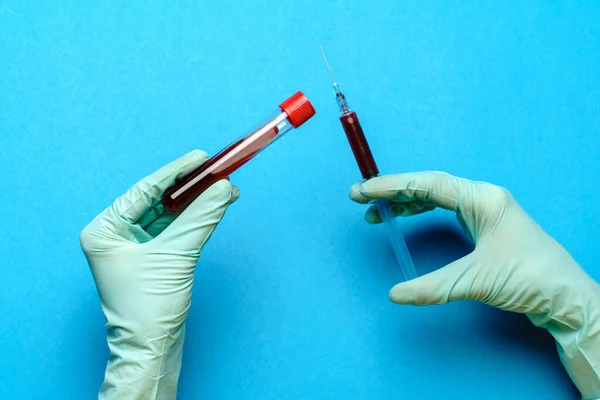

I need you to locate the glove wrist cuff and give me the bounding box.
[547,283,600,399]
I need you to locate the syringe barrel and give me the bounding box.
[162,91,316,212]
[340,111,380,179]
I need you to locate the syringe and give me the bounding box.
[319,45,417,282]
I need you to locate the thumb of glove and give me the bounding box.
[389,254,477,306]
[154,179,233,254]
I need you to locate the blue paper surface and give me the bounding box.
[1,1,599,398]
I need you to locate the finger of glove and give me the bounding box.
[230,185,240,204]
[356,172,473,212]
[349,181,371,204]
[154,179,232,254]
[143,184,240,238]
[389,254,477,306]
[364,200,436,224]
[136,202,167,229]
[113,150,209,225]
[144,212,178,238]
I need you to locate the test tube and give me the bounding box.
[163,91,316,212]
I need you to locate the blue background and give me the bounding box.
[1,1,599,398]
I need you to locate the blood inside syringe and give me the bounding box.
[339,111,379,180]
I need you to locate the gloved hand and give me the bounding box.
[350,171,600,400]
[80,150,237,400]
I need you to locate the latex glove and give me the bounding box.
[80,150,237,399]
[350,171,600,399]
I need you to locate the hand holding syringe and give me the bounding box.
[319,45,417,281]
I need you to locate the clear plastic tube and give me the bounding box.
[162,92,315,212]
[377,199,417,281]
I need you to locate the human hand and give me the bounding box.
[351,171,600,399]
[80,150,237,399]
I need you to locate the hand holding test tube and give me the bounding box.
[162,92,316,212]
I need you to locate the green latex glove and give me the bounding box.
[80,150,237,399]
[350,171,600,399]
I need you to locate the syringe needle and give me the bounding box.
[319,43,336,84]
[319,43,350,112]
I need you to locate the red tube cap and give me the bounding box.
[279,91,316,128]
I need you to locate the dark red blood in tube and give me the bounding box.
[163,126,279,212]
[162,91,315,213]
[340,111,379,179]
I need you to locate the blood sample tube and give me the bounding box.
[162,91,316,212]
